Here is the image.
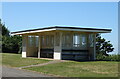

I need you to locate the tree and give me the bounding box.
[1,19,22,53]
[0,19,2,52]
[2,35,22,53]
[96,34,114,56]
[0,19,10,36]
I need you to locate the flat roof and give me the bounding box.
[11,26,112,35]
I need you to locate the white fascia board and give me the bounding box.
[11,28,56,35]
[56,28,111,33]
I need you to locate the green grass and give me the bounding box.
[25,61,119,77]
[1,53,119,77]
[2,53,50,67]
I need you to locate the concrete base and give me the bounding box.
[54,52,61,60]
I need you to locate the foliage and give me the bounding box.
[96,54,120,61]
[96,34,114,56]
[0,19,10,36]
[0,19,22,53]
[0,38,1,50]
[2,35,22,53]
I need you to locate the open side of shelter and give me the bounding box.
[11,26,111,60]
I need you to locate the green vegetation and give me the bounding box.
[2,53,119,77]
[0,19,22,53]
[96,34,114,56]
[96,54,120,61]
[25,61,119,77]
[2,36,22,53]
[2,53,50,67]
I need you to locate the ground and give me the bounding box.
[2,66,50,77]
[2,53,50,67]
[1,53,119,77]
[25,61,119,77]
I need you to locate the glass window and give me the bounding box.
[35,36,39,47]
[41,35,54,48]
[41,35,45,47]
[62,33,71,47]
[89,34,94,47]
[46,35,49,46]
[62,34,65,47]
[55,33,60,46]
[73,34,80,47]
[81,34,87,46]
[51,35,54,46]
[28,36,35,47]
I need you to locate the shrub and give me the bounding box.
[96,54,120,61]
[2,35,22,53]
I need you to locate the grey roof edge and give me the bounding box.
[11,26,112,34]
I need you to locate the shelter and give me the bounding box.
[11,26,111,60]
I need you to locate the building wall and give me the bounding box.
[22,31,96,60]
[22,35,39,57]
[61,32,89,60]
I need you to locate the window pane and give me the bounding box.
[89,34,94,47]
[41,36,45,47]
[35,36,39,47]
[55,33,60,46]
[81,34,87,46]
[28,36,35,47]
[73,34,80,47]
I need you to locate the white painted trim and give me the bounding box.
[11,28,56,35]
[56,28,111,33]
[11,27,111,35]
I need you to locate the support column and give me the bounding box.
[93,34,96,60]
[54,32,62,60]
[88,33,96,60]
[38,35,41,58]
[22,35,28,58]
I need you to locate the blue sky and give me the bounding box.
[2,2,118,54]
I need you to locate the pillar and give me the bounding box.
[54,32,62,60]
[88,33,96,60]
[22,35,28,58]
[93,34,96,60]
[38,35,41,58]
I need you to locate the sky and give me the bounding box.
[2,2,118,54]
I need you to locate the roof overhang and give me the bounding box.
[11,26,112,35]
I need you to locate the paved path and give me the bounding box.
[2,66,50,77]
[18,60,66,69]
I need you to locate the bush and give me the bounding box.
[2,35,22,53]
[96,54,120,61]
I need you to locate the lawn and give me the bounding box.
[2,53,50,67]
[1,53,119,77]
[25,61,119,77]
